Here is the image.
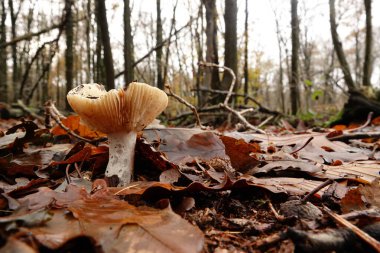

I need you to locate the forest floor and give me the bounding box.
[1,113,380,253]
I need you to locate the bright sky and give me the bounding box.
[104,0,380,63]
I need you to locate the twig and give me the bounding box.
[328,131,380,142]
[199,62,236,105]
[16,100,44,122]
[165,85,207,130]
[268,200,285,221]
[290,137,314,155]
[65,164,72,184]
[258,115,274,128]
[48,106,107,145]
[301,179,334,204]
[199,61,266,134]
[323,205,380,253]
[45,100,66,120]
[347,111,373,133]
[192,88,281,116]
[221,103,266,133]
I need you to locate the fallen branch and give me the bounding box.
[199,62,266,133]
[323,205,380,253]
[46,102,106,145]
[328,131,380,142]
[165,85,207,130]
[16,100,44,122]
[193,88,281,116]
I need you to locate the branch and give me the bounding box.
[165,85,206,129]
[0,16,85,48]
[199,61,266,133]
[46,101,107,145]
[193,88,282,116]
[199,61,236,105]
[115,18,193,79]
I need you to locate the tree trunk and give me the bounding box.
[290,0,300,115]
[243,0,249,104]
[124,0,134,86]
[8,0,19,102]
[222,0,237,93]
[328,0,356,93]
[362,0,372,87]
[95,0,115,90]
[85,0,91,83]
[163,0,178,86]
[202,0,220,102]
[0,0,7,103]
[65,0,74,110]
[156,0,163,89]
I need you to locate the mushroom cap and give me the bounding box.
[67,82,168,133]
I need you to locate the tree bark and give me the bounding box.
[8,0,20,102]
[156,0,163,89]
[243,0,249,104]
[65,0,74,110]
[95,0,115,90]
[0,0,8,103]
[328,0,356,93]
[202,0,220,97]
[222,0,237,93]
[124,0,134,86]
[290,0,300,115]
[362,0,372,87]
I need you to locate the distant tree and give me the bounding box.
[243,0,249,104]
[124,0,134,85]
[156,0,163,89]
[329,0,356,93]
[202,0,220,103]
[0,0,7,103]
[8,0,21,102]
[65,0,73,110]
[290,0,300,115]
[222,0,237,93]
[362,0,372,87]
[95,0,115,90]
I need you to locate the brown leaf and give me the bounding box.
[220,136,260,172]
[341,179,380,213]
[12,184,204,253]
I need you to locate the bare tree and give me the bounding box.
[95,0,115,89]
[329,0,356,93]
[124,0,134,86]
[243,0,249,104]
[290,0,300,115]
[202,0,220,104]
[156,0,163,89]
[362,0,372,87]
[65,0,73,110]
[222,0,237,93]
[8,0,22,102]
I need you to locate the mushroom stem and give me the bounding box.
[105,131,137,186]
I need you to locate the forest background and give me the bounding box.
[0,0,379,125]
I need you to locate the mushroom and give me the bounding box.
[67,82,168,186]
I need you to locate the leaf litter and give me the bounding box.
[1,117,380,252]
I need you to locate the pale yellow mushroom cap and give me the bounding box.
[67,82,168,133]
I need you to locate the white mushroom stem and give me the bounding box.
[105,131,137,186]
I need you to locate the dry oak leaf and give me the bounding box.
[6,184,204,253]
